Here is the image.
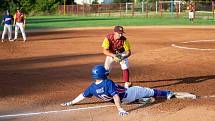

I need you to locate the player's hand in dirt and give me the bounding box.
[60,101,73,107]
[118,108,128,116]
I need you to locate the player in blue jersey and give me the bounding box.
[61,65,175,116]
[1,10,13,42]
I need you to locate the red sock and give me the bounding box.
[123,69,129,82]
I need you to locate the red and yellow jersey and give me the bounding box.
[187,4,194,12]
[14,12,26,23]
[102,33,131,54]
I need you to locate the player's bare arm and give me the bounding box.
[113,94,123,110]
[61,93,86,106]
[113,94,128,116]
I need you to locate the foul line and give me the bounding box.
[171,40,215,51]
[199,95,215,99]
[0,104,115,119]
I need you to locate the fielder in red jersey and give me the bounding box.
[102,26,132,88]
[13,8,27,42]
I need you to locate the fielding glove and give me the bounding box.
[114,54,124,63]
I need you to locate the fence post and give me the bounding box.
[126,2,128,14]
[179,1,181,13]
[76,4,78,15]
[82,4,84,15]
[156,1,158,14]
[64,0,66,15]
[212,1,214,19]
[170,0,174,16]
[120,3,122,17]
[98,4,100,16]
[132,0,135,16]
[142,1,144,13]
[176,2,178,18]
[146,1,148,17]
[109,4,111,17]
[194,2,196,19]
[159,0,162,17]
[58,5,60,15]
[71,5,73,15]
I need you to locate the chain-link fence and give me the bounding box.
[59,1,215,19]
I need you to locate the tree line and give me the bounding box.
[0,0,64,15]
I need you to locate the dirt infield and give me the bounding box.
[0,27,215,121]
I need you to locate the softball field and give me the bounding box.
[0,26,215,121]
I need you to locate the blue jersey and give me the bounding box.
[83,79,127,102]
[2,15,13,25]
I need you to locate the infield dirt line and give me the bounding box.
[171,39,215,51]
[0,95,214,119]
[0,105,115,119]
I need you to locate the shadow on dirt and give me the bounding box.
[131,75,215,88]
[0,53,104,97]
[0,53,103,66]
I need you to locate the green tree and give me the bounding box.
[34,0,63,14]
[19,0,35,13]
[92,0,99,4]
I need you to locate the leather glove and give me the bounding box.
[114,54,124,63]
[118,108,128,116]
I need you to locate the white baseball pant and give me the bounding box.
[189,12,194,19]
[1,24,12,40]
[104,52,129,73]
[14,22,26,41]
[121,86,154,103]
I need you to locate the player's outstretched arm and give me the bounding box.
[61,93,86,106]
[113,94,128,116]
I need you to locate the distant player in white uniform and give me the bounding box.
[61,65,175,116]
[1,10,13,42]
[13,8,27,42]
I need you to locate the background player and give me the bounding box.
[187,3,195,23]
[1,10,13,42]
[102,26,132,88]
[61,65,175,116]
[13,8,27,42]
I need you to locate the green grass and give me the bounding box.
[1,15,215,30]
[27,16,215,29]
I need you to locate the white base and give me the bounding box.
[175,92,197,99]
